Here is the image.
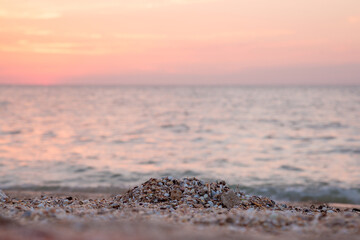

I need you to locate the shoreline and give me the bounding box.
[1,178,359,240]
[3,189,360,210]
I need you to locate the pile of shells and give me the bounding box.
[115,177,277,209]
[0,189,8,202]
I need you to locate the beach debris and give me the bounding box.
[0,189,8,202]
[352,208,360,213]
[220,190,241,208]
[115,177,278,210]
[116,177,230,208]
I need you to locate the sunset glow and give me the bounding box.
[0,0,359,85]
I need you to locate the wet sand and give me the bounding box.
[1,178,359,240]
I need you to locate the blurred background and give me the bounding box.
[1,86,360,203]
[0,0,360,204]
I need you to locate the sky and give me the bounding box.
[0,0,359,85]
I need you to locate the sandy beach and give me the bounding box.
[1,177,359,240]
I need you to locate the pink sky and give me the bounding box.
[0,0,359,85]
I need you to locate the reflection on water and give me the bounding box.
[0,86,360,203]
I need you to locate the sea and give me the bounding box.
[0,86,359,204]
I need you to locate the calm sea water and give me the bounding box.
[0,86,360,203]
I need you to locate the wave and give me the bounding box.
[0,130,22,135]
[230,184,360,204]
[306,122,347,130]
[160,123,190,133]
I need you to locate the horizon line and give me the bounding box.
[1,83,360,87]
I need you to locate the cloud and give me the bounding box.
[88,34,102,39]
[113,29,294,42]
[115,33,168,40]
[0,0,217,14]
[0,10,61,19]
[24,29,52,36]
[35,12,61,19]
[0,40,105,55]
[118,0,218,8]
